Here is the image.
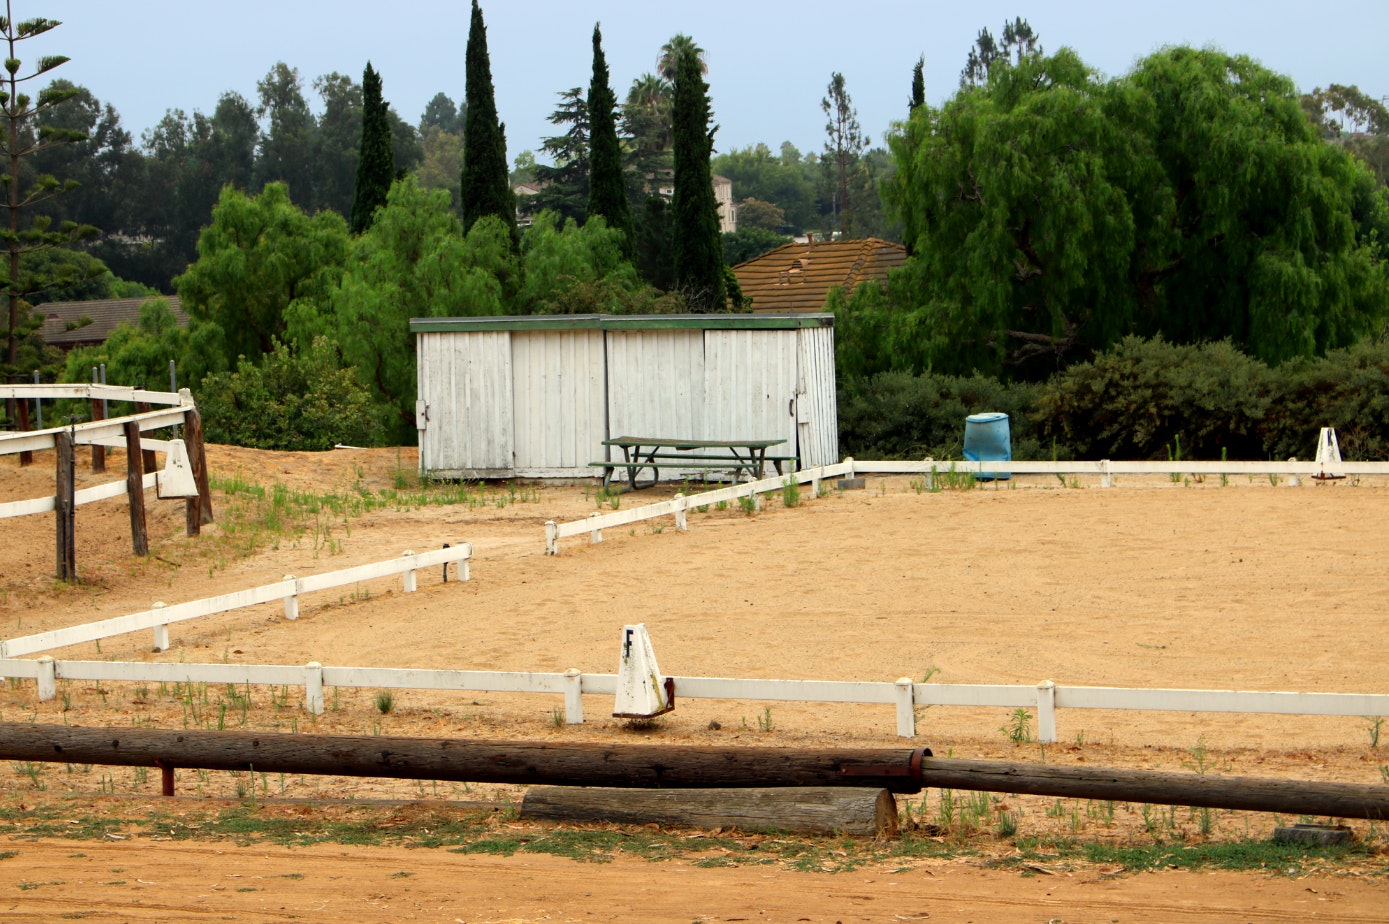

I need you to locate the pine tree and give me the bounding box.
[910,56,925,115]
[586,23,633,259]
[460,0,515,239]
[1,8,96,403]
[351,62,394,234]
[669,43,725,311]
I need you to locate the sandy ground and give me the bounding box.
[1,444,1387,921]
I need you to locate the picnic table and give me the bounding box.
[591,436,790,490]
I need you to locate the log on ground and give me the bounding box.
[521,786,897,837]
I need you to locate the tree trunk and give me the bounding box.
[522,786,897,837]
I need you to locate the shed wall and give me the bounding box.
[511,330,606,476]
[416,331,514,477]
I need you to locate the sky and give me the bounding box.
[45,1,1389,163]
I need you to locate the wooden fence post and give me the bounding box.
[124,419,149,556]
[15,395,31,467]
[89,392,105,473]
[181,407,213,534]
[55,430,76,581]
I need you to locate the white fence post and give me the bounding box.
[845,456,856,479]
[457,543,471,581]
[1037,680,1057,743]
[1101,460,1112,489]
[545,520,558,555]
[811,470,822,496]
[674,493,688,531]
[564,668,584,724]
[304,661,324,715]
[401,551,417,593]
[895,676,916,738]
[587,512,603,544]
[283,576,299,620]
[37,655,56,701]
[151,602,169,651]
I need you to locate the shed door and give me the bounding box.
[703,330,799,467]
[605,330,705,442]
[417,331,514,476]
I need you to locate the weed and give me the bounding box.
[996,810,1018,839]
[1380,765,1388,784]
[1167,435,1183,484]
[1184,736,1217,776]
[781,477,800,508]
[909,474,929,494]
[1269,471,1282,487]
[937,788,956,828]
[1367,716,1385,748]
[551,707,565,728]
[931,463,975,492]
[1001,708,1033,744]
[373,690,395,715]
[13,761,46,789]
[756,706,774,732]
[1220,448,1229,487]
[738,494,757,515]
[715,499,728,511]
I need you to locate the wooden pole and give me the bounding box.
[522,786,898,837]
[89,394,105,473]
[54,433,76,581]
[134,402,157,472]
[181,407,213,534]
[0,724,929,794]
[124,419,148,556]
[15,393,31,466]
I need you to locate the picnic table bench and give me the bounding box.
[590,436,791,490]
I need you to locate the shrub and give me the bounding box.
[1266,340,1389,460]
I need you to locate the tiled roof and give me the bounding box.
[36,296,186,348]
[732,238,906,313]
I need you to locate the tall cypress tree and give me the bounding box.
[670,43,725,311]
[910,56,925,114]
[586,23,633,258]
[461,0,515,239]
[351,62,394,234]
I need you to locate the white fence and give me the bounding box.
[0,544,473,658]
[1,653,1384,743]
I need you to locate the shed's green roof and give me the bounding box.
[410,312,833,333]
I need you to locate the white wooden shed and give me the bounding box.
[410,313,838,479]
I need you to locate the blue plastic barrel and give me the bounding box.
[963,412,1011,481]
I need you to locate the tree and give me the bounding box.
[910,56,925,115]
[587,23,633,257]
[821,72,866,236]
[519,210,642,313]
[311,71,362,217]
[658,34,705,83]
[254,62,316,206]
[669,41,725,310]
[711,143,817,232]
[461,0,515,239]
[734,197,784,232]
[416,125,463,212]
[884,46,1389,377]
[527,88,588,224]
[174,182,349,368]
[419,91,464,135]
[961,17,1041,87]
[0,7,96,399]
[722,227,789,266]
[351,62,394,233]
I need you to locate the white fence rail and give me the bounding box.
[2,653,1384,743]
[0,544,473,658]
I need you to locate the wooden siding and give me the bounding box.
[796,327,839,467]
[704,330,798,458]
[511,330,606,476]
[604,330,705,445]
[417,331,514,477]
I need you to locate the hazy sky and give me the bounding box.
[47,1,1389,162]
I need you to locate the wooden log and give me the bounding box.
[89,396,105,473]
[0,723,929,793]
[54,432,76,581]
[134,402,158,472]
[917,757,1389,821]
[182,408,213,533]
[124,420,149,556]
[522,786,898,837]
[15,394,31,466]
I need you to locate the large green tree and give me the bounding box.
[351,62,394,233]
[883,46,1389,377]
[461,0,515,238]
[669,41,725,310]
[821,72,866,236]
[0,8,95,395]
[254,62,315,206]
[527,88,588,224]
[587,23,633,257]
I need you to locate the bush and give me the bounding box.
[1035,337,1274,460]
[198,338,386,451]
[1266,340,1389,460]
[839,371,1046,460]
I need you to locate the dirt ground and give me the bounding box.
[1,444,1387,921]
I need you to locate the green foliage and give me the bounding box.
[518,211,642,313]
[461,0,516,240]
[838,369,1044,461]
[350,62,394,234]
[722,228,790,267]
[711,144,818,234]
[527,88,589,225]
[1266,340,1389,461]
[175,183,349,368]
[587,23,633,259]
[197,337,385,451]
[1036,337,1274,461]
[60,298,224,397]
[669,41,726,311]
[289,177,514,443]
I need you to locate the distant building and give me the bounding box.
[37,296,187,352]
[731,237,906,313]
[712,174,737,234]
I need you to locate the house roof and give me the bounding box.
[732,237,906,313]
[36,296,186,349]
